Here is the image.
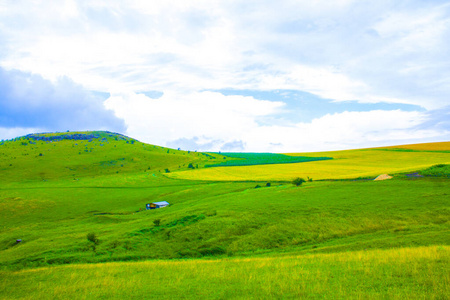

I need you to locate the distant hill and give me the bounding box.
[0,131,226,183]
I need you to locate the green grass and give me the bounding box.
[0,131,224,184]
[207,152,332,167]
[419,164,450,177]
[1,173,448,269]
[1,246,448,299]
[0,132,449,298]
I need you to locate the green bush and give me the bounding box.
[199,246,226,256]
[87,232,98,244]
[292,177,306,186]
[420,164,450,177]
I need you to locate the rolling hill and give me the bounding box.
[0,132,448,299]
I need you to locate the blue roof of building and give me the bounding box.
[152,201,170,205]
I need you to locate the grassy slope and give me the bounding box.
[167,142,450,181]
[0,134,449,298]
[1,246,448,299]
[1,163,448,266]
[0,131,226,184]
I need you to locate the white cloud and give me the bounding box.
[105,90,447,152]
[1,0,448,108]
[243,110,446,152]
[104,91,284,148]
[1,1,449,150]
[0,127,44,141]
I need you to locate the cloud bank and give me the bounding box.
[0,1,449,150]
[105,91,448,152]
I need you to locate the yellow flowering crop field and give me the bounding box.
[167,142,450,181]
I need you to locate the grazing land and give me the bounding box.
[0,132,449,299]
[2,246,448,299]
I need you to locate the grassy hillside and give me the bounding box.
[167,142,450,181]
[1,246,448,299]
[0,131,226,184]
[0,133,449,299]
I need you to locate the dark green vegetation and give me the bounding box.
[419,164,450,177]
[292,177,306,186]
[207,152,332,167]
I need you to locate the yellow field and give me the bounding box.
[167,142,450,181]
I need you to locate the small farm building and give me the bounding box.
[146,201,170,210]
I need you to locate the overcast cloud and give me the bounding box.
[0,0,449,151]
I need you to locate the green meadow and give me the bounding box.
[2,246,448,299]
[0,132,449,299]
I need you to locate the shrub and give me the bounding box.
[165,168,170,173]
[86,232,98,244]
[266,182,271,187]
[292,177,306,186]
[199,246,226,256]
[153,219,161,226]
[188,163,195,169]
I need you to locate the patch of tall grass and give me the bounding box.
[1,245,448,299]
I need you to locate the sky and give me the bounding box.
[0,0,449,152]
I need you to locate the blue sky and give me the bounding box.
[0,0,449,152]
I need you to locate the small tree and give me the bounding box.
[153,219,161,226]
[292,177,306,186]
[188,163,194,169]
